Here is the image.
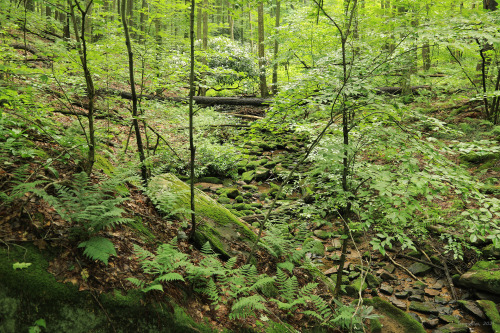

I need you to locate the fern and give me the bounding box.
[277,261,294,273]
[78,237,116,265]
[308,295,332,319]
[204,278,219,304]
[229,295,267,320]
[157,272,185,282]
[201,241,215,255]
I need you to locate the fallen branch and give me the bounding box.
[387,255,423,282]
[442,258,457,300]
[396,254,444,270]
[225,113,264,120]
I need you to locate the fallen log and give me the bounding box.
[101,88,271,106]
[99,85,432,108]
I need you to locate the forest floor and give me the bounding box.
[1,28,500,333]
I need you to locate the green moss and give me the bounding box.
[364,297,426,333]
[477,300,500,333]
[345,277,367,297]
[0,245,79,301]
[235,195,244,203]
[94,154,115,176]
[198,177,223,184]
[149,174,258,257]
[369,318,383,333]
[217,196,231,204]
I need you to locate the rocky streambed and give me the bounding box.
[185,127,500,333]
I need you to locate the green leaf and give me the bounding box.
[13,262,32,270]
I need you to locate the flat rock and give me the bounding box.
[378,269,396,281]
[409,294,424,302]
[423,316,439,328]
[431,280,445,290]
[313,229,330,240]
[458,260,500,295]
[148,174,257,258]
[389,296,406,310]
[434,296,449,305]
[409,301,439,315]
[425,288,441,297]
[380,283,394,295]
[458,300,486,319]
[395,291,409,299]
[438,314,460,324]
[432,323,469,333]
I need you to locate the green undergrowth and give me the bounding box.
[0,244,214,333]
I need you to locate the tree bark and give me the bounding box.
[257,2,268,97]
[68,0,95,175]
[121,0,148,184]
[188,0,197,240]
[272,0,280,95]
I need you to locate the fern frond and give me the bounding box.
[229,295,267,320]
[280,276,299,302]
[201,241,215,255]
[142,283,164,293]
[276,268,288,286]
[270,298,306,311]
[240,264,259,284]
[204,278,219,304]
[309,295,333,318]
[127,277,145,288]
[78,237,116,265]
[299,282,319,297]
[224,257,237,269]
[157,272,185,282]
[250,276,276,291]
[277,261,294,273]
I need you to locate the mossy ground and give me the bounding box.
[0,244,214,333]
[363,297,426,333]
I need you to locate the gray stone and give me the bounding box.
[412,288,425,295]
[457,300,486,319]
[409,301,439,314]
[423,316,439,328]
[431,280,445,290]
[254,167,270,181]
[439,314,459,324]
[432,323,469,333]
[379,269,396,281]
[458,260,500,295]
[313,229,330,240]
[366,273,382,288]
[483,244,500,259]
[434,296,449,305]
[395,291,409,299]
[389,296,406,310]
[409,294,424,302]
[437,306,453,315]
[380,283,394,295]
[425,288,441,297]
[385,263,396,274]
[408,312,422,323]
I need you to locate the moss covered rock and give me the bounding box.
[148,174,258,258]
[364,297,426,333]
[241,170,255,184]
[477,300,500,333]
[0,245,214,333]
[458,260,500,295]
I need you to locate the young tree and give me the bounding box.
[257,1,268,97]
[120,0,148,183]
[68,0,96,175]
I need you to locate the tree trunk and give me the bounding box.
[272,0,280,95]
[121,0,148,184]
[200,0,208,96]
[257,2,268,97]
[68,0,96,175]
[422,41,431,71]
[188,0,197,240]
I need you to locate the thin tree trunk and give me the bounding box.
[272,0,280,95]
[188,0,197,240]
[68,0,95,175]
[257,2,268,97]
[121,0,148,184]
